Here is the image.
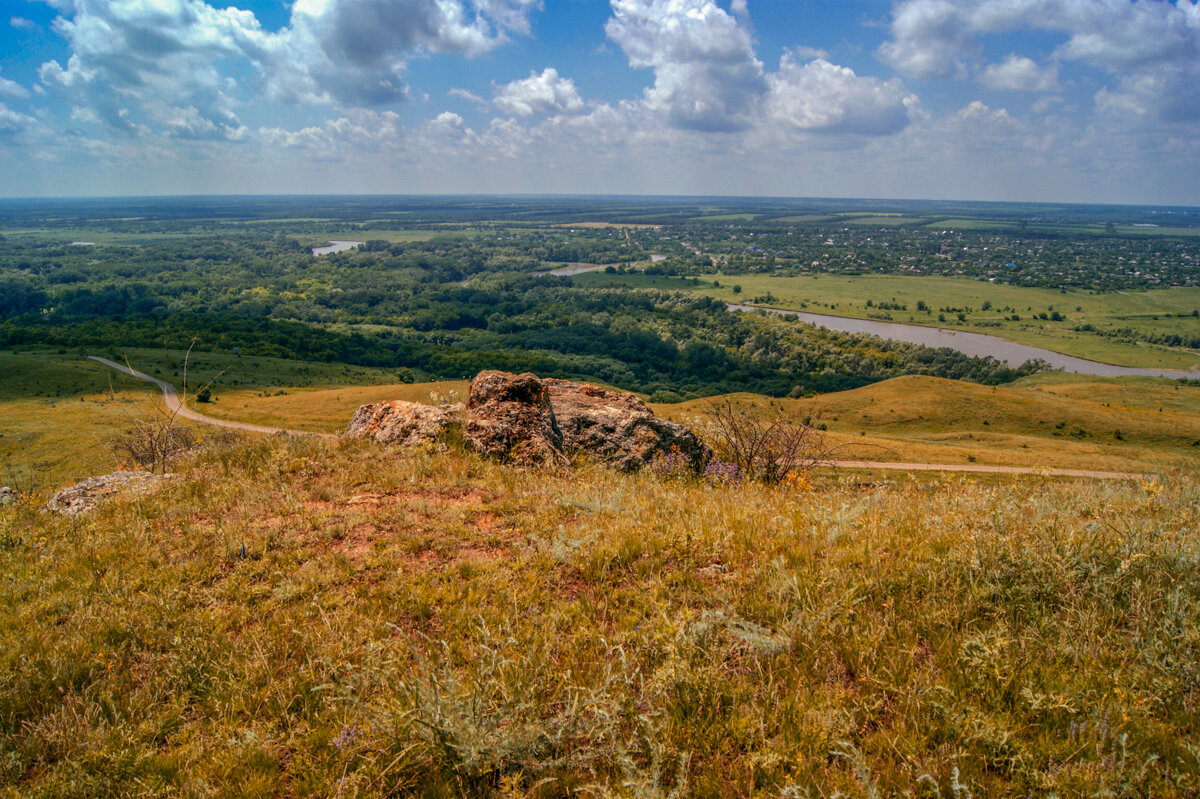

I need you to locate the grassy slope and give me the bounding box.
[575,272,1200,371]
[1,436,1197,796]
[194,371,1200,475]
[6,349,1199,486]
[660,374,1200,474]
[0,350,405,490]
[0,352,174,492]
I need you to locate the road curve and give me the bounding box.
[88,356,336,438]
[89,356,1140,479]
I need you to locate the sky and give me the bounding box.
[1,0,1198,203]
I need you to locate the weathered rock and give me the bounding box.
[345,370,709,471]
[0,486,14,505]
[346,400,461,447]
[545,378,712,471]
[46,471,171,516]
[460,371,567,467]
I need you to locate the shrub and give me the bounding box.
[703,399,830,484]
[113,414,196,472]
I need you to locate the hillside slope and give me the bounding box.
[2,436,1198,796]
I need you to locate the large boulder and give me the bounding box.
[346,370,709,472]
[460,371,568,467]
[346,400,460,447]
[46,471,171,516]
[545,379,712,471]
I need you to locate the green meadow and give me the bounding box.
[576,271,1200,370]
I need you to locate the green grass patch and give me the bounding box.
[577,272,1200,370]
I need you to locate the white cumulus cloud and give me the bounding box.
[493,68,583,116]
[0,69,30,99]
[878,0,1200,121]
[979,54,1059,91]
[605,0,767,132]
[768,52,917,136]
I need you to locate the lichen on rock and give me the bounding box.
[346,370,710,471]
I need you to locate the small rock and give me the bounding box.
[0,486,14,505]
[46,471,171,516]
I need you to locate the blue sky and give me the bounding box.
[1,0,1198,203]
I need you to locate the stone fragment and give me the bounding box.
[46,471,170,516]
[460,371,567,467]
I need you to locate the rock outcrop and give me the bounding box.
[459,371,568,467]
[347,370,710,471]
[545,378,711,471]
[346,401,460,447]
[46,471,171,516]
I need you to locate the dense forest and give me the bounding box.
[0,224,1051,397]
[4,195,1196,397]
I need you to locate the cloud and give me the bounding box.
[605,0,767,132]
[493,67,583,116]
[34,0,541,139]
[979,54,1059,91]
[264,0,539,105]
[449,87,486,104]
[0,102,36,138]
[0,70,30,99]
[878,0,1200,121]
[878,0,975,79]
[10,16,36,31]
[768,52,916,136]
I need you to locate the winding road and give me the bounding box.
[88,356,336,438]
[89,356,1141,480]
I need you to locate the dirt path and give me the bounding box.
[818,459,1142,480]
[88,356,336,438]
[90,356,1140,479]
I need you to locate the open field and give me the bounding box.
[84,355,1200,477]
[7,344,1200,490]
[924,218,1200,236]
[843,215,924,226]
[659,373,1200,475]
[2,433,1197,795]
[576,272,1200,370]
[0,352,171,491]
[0,350,406,489]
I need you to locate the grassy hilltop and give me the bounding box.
[1,349,1200,795]
[1,432,1199,796]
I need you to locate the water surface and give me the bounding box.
[729,303,1200,379]
[312,240,364,256]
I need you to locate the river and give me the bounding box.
[728,303,1200,379]
[312,240,364,256]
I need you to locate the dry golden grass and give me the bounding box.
[1,435,1197,796]
[658,374,1200,474]
[200,380,471,434]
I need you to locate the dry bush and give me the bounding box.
[703,398,834,483]
[113,415,196,473]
